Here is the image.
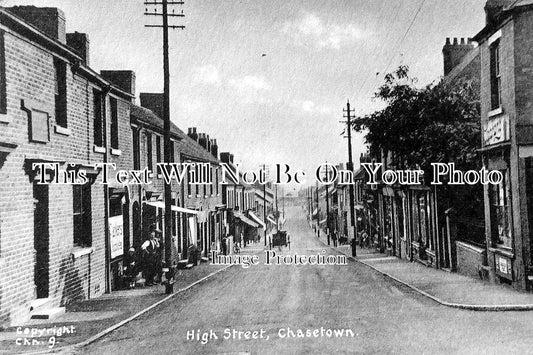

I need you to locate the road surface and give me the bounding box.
[82,206,533,354]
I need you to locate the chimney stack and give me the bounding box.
[442,37,475,76]
[210,139,218,159]
[101,70,136,99]
[7,6,66,44]
[198,133,207,149]
[140,93,163,118]
[66,32,90,65]
[187,127,198,141]
[484,0,512,26]
[220,152,231,164]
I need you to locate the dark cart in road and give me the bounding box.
[270,230,290,250]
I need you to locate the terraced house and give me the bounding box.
[0,6,135,325]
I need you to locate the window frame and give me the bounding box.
[73,183,92,247]
[110,97,119,149]
[490,39,502,110]
[93,89,104,147]
[54,58,68,128]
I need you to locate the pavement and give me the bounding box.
[6,209,533,354]
[78,207,533,354]
[0,245,264,355]
[321,237,533,311]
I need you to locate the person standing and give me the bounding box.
[142,230,159,286]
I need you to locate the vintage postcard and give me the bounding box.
[1,1,532,354]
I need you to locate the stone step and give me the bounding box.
[29,298,50,312]
[30,306,65,320]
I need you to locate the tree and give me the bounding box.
[353,65,484,244]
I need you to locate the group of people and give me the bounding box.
[123,228,162,288]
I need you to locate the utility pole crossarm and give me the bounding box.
[144,1,185,4]
[145,25,186,29]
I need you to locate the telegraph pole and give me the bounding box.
[324,163,330,246]
[342,101,357,257]
[263,164,267,246]
[275,184,279,229]
[315,179,320,238]
[144,0,185,292]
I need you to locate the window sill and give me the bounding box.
[72,246,93,259]
[488,107,503,118]
[0,112,9,124]
[94,146,106,154]
[488,246,514,258]
[111,148,122,156]
[55,125,71,136]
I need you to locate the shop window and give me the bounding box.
[73,184,92,247]
[490,171,512,248]
[54,58,67,128]
[110,97,119,149]
[490,39,501,110]
[93,89,103,147]
[418,194,431,249]
[109,196,122,217]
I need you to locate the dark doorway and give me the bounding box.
[133,201,141,248]
[33,183,49,299]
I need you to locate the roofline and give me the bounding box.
[0,7,134,100]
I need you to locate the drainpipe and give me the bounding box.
[102,86,111,294]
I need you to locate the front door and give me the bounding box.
[33,183,49,299]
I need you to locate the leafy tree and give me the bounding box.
[353,66,484,245]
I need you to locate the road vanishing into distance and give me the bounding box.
[81,206,533,355]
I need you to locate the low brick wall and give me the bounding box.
[456,241,486,279]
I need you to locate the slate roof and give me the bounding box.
[130,104,219,164]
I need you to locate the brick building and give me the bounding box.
[473,0,533,290]
[219,153,263,246]
[0,6,134,325]
[130,97,225,267]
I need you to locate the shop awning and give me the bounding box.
[248,211,266,228]
[234,212,259,228]
[267,216,277,225]
[144,201,198,214]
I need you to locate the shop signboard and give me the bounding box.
[109,215,124,259]
[483,114,510,146]
[495,254,513,280]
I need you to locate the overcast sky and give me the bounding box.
[3,0,487,187]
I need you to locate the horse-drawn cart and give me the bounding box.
[270,230,290,250]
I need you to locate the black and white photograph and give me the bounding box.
[1,0,533,354]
